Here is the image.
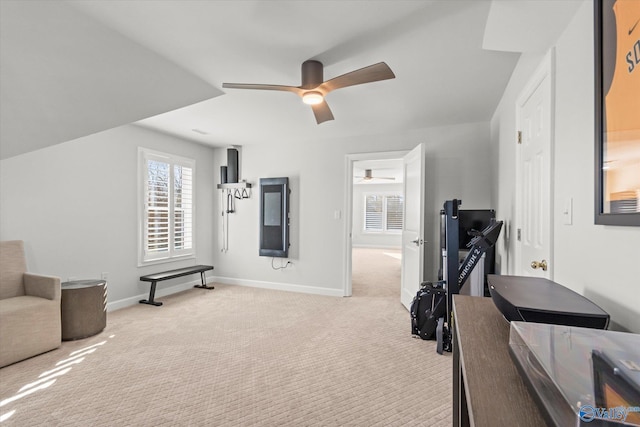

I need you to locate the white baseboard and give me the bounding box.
[106,276,343,311]
[352,244,401,250]
[213,276,344,297]
[106,278,206,312]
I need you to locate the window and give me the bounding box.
[139,148,195,264]
[364,194,404,232]
[385,195,404,230]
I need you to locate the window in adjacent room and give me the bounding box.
[364,194,404,232]
[138,148,195,265]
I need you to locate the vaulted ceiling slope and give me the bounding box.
[0,1,581,160]
[0,0,221,159]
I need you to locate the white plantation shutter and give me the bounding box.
[364,193,403,232]
[146,160,170,257]
[173,163,193,252]
[365,195,383,231]
[386,195,404,230]
[140,149,195,264]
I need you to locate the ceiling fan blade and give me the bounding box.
[319,62,395,93]
[360,177,395,181]
[311,100,334,124]
[357,169,396,180]
[222,83,302,95]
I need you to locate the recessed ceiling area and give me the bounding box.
[483,0,583,52]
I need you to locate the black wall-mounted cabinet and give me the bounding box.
[259,177,289,258]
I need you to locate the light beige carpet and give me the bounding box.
[352,248,402,299]
[0,249,451,426]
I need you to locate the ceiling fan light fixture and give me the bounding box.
[223,61,394,124]
[302,91,323,105]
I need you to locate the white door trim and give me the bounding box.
[515,48,555,278]
[343,150,408,297]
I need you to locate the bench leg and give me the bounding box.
[139,281,163,306]
[194,271,214,290]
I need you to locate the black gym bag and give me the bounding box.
[410,281,447,340]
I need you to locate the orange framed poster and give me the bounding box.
[595,0,640,226]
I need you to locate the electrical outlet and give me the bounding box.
[101,272,109,281]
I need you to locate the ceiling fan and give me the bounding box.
[355,169,396,182]
[222,60,395,124]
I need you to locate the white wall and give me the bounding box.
[352,182,403,248]
[0,124,216,309]
[210,121,493,295]
[423,124,494,281]
[491,1,640,332]
[0,119,491,306]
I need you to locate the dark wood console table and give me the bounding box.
[452,295,546,426]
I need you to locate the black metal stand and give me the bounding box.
[140,281,163,306]
[444,200,460,320]
[437,200,503,354]
[194,271,215,290]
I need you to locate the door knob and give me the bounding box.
[411,238,421,246]
[530,260,548,271]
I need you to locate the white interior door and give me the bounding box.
[517,53,553,279]
[401,143,425,309]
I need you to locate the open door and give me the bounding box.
[401,143,425,309]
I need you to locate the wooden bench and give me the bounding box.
[139,265,214,306]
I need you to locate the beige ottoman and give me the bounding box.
[61,280,107,341]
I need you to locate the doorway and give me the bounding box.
[351,158,404,297]
[515,50,555,279]
[343,152,407,298]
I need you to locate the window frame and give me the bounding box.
[138,147,196,266]
[363,192,404,234]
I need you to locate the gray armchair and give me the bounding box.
[0,240,61,367]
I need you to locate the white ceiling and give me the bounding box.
[0,0,583,160]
